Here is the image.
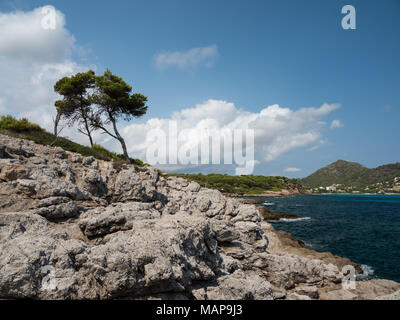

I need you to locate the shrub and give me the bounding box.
[166,173,293,194]
[131,158,148,167]
[91,144,121,160]
[0,115,43,132]
[92,144,147,166]
[0,116,147,167]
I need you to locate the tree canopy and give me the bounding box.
[89,70,148,160]
[54,70,148,160]
[54,70,96,145]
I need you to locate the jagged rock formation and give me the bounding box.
[0,134,399,300]
[256,206,299,221]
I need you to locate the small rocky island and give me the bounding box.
[0,133,399,300]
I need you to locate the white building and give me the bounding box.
[326,185,337,192]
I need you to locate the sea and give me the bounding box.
[254,194,400,282]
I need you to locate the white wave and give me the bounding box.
[356,264,375,280]
[277,217,312,222]
[263,202,275,206]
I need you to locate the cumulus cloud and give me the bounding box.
[0,6,93,144]
[284,167,302,173]
[0,6,75,63]
[330,119,344,129]
[0,6,340,173]
[103,100,340,168]
[154,45,219,70]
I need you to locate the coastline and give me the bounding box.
[261,222,364,275]
[225,189,304,198]
[233,197,364,275]
[315,192,400,196]
[235,192,400,292]
[263,219,400,300]
[256,202,400,299]
[226,190,400,198]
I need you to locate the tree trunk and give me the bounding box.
[54,111,61,136]
[110,115,129,161]
[80,107,94,146]
[88,134,94,147]
[118,137,129,162]
[83,117,94,147]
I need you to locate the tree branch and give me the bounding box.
[77,128,90,136]
[94,124,118,139]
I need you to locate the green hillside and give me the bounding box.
[168,173,300,195]
[301,160,400,190]
[0,115,147,167]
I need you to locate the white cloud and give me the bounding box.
[103,100,340,165]
[154,45,219,70]
[330,119,344,129]
[308,139,327,151]
[0,7,75,63]
[0,6,340,171]
[284,167,302,173]
[0,6,93,145]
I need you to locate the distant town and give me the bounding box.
[308,177,400,194]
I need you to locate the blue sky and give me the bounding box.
[0,0,399,177]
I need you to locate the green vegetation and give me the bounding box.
[301,160,400,193]
[301,160,368,188]
[91,143,123,160]
[54,69,148,160]
[167,173,300,195]
[0,115,147,166]
[54,70,96,145]
[0,115,43,132]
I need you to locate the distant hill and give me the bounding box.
[167,173,301,195]
[301,160,400,189]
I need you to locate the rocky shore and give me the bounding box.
[0,133,399,300]
[234,198,300,221]
[255,206,299,221]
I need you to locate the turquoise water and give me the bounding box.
[256,194,400,282]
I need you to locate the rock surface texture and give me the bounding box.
[0,133,399,300]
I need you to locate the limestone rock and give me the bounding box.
[0,163,29,181]
[113,168,154,202]
[0,133,399,300]
[78,202,161,238]
[192,270,274,300]
[32,199,81,221]
[82,169,107,197]
[71,154,82,163]
[294,285,319,299]
[260,253,341,289]
[286,293,312,300]
[82,156,95,166]
[53,147,67,159]
[211,220,240,243]
[376,290,400,300]
[320,289,358,300]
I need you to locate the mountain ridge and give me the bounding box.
[301,159,400,190]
